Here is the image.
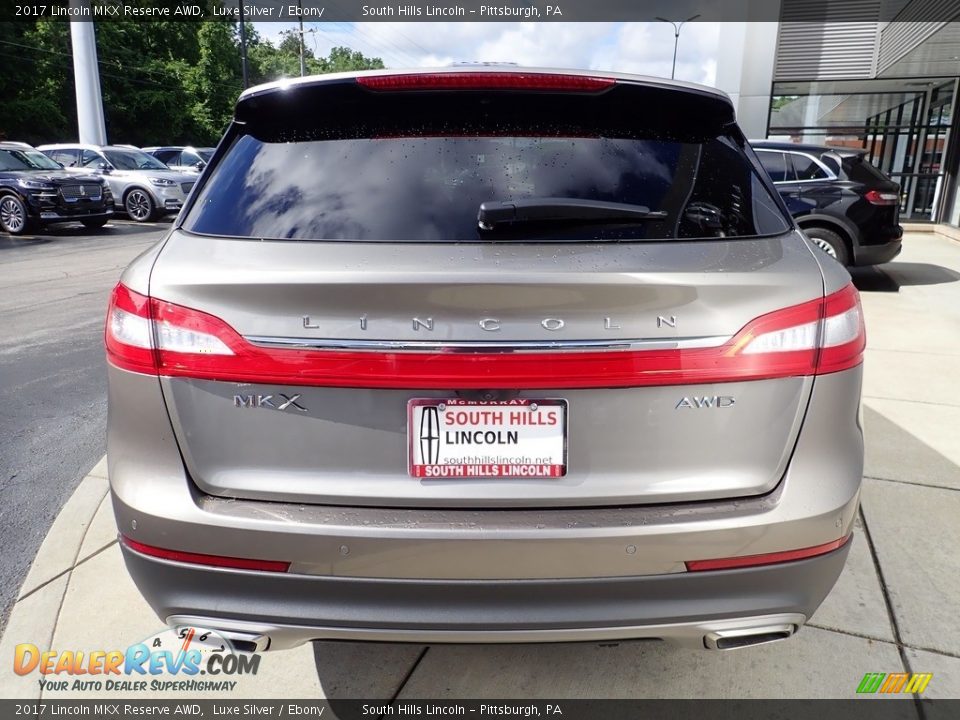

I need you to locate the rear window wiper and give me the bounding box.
[477,198,668,230]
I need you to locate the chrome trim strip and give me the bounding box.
[244,335,732,353]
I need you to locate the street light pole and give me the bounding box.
[69,0,107,144]
[297,0,306,76]
[238,0,250,88]
[656,14,701,80]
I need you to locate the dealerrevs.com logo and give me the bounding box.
[13,627,259,693]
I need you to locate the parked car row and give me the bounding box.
[0,142,212,235]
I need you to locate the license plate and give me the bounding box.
[408,399,567,479]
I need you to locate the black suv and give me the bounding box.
[752,141,903,266]
[0,142,114,235]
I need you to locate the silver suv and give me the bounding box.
[38,144,197,222]
[142,146,215,174]
[106,68,864,652]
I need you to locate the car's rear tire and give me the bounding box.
[81,217,109,230]
[124,189,156,222]
[0,194,34,236]
[803,227,850,266]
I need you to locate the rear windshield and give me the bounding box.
[184,96,791,243]
[839,154,892,186]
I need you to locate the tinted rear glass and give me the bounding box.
[184,86,791,243]
[841,154,893,186]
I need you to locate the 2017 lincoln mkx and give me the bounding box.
[106,67,864,652]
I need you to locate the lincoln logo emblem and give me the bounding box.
[420,407,441,464]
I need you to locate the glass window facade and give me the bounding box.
[768,79,960,223]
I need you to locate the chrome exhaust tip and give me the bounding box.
[704,623,796,650]
[167,616,271,653]
[216,629,270,653]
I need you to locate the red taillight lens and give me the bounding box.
[105,283,157,374]
[105,284,238,376]
[121,536,290,573]
[817,283,867,374]
[105,282,864,388]
[734,282,865,376]
[356,72,616,93]
[864,189,899,206]
[685,535,851,572]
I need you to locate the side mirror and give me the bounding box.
[97,162,112,174]
[193,161,206,170]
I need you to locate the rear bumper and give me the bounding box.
[120,540,849,649]
[108,363,863,646]
[853,230,903,266]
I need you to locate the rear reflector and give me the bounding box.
[864,189,899,206]
[121,536,290,573]
[105,282,865,389]
[685,535,851,572]
[357,72,616,93]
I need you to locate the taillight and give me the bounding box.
[105,282,864,388]
[105,284,238,375]
[105,284,157,374]
[356,72,616,93]
[817,284,867,373]
[734,282,865,377]
[864,189,899,206]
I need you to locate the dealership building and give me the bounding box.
[717,0,960,228]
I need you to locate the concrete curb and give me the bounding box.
[0,460,110,699]
[0,456,328,700]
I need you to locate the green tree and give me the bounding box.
[0,17,385,147]
[0,20,74,143]
[73,18,201,144]
[184,21,243,142]
[320,46,386,74]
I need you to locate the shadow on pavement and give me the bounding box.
[863,406,960,487]
[0,218,172,250]
[851,262,960,293]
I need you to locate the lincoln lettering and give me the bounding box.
[303,316,680,331]
[445,430,519,445]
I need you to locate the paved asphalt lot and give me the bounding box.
[0,219,168,631]
[0,227,959,704]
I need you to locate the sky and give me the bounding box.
[254,22,721,86]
